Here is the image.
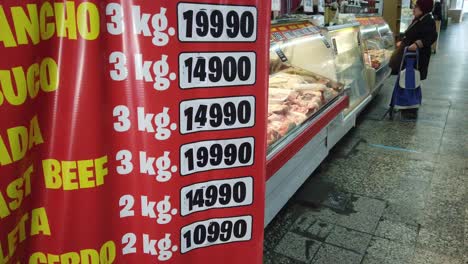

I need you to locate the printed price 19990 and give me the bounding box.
[179,96,255,134]
[180,137,255,176]
[179,52,256,89]
[180,216,252,253]
[180,177,253,216]
[177,3,257,42]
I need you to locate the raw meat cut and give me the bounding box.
[267,66,345,146]
[268,104,289,115]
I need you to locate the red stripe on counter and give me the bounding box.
[266,95,349,180]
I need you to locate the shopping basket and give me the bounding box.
[387,47,422,119]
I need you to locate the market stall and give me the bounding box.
[265,17,394,226]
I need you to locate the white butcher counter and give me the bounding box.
[265,17,394,226]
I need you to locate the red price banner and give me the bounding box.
[0,1,269,263]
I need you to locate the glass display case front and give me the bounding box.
[268,21,345,150]
[325,23,369,114]
[357,16,395,90]
[400,0,413,34]
[375,18,395,86]
[376,20,395,50]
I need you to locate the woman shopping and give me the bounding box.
[392,0,438,118]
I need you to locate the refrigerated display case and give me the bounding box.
[325,23,370,114]
[268,21,346,150]
[265,20,393,227]
[400,0,413,33]
[375,17,395,88]
[265,21,350,225]
[357,16,394,93]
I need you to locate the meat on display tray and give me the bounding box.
[267,66,346,150]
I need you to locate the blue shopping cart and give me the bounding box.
[388,47,422,119]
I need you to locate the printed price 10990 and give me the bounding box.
[180,216,252,253]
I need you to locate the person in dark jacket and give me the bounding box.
[397,0,438,81]
[433,1,442,21]
[395,0,438,118]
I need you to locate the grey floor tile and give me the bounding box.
[351,195,387,217]
[411,248,464,264]
[325,226,372,254]
[311,244,363,264]
[290,210,335,242]
[416,228,464,258]
[450,101,468,110]
[382,202,423,226]
[306,220,334,241]
[447,110,468,123]
[357,163,401,199]
[292,212,319,234]
[365,237,415,264]
[361,255,400,264]
[265,204,304,251]
[291,207,341,226]
[354,120,386,140]
[420,199,465,241]
[439,136,468,157]
[385,179,429,208]
[391,159,435,183]
[426,180,465,203]
[274,232,321,263]
[444,119,468,130]
[422,198,465,222]
[375,219,418,245]
[362,142,438,163]
[436,154,468,170]
[336,211,382,234]
[443,125,468,137]
[263,251,304,264]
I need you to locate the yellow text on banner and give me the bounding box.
[42,156,109,191]
[0,164,33,219]
[0,207,51,263]
[0,115,44,167]
[0,1,100,48]
[0,57,59,108]
[29,240,116,264]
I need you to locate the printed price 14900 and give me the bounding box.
[179,52,256,89]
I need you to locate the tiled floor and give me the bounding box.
[264,18,468,264]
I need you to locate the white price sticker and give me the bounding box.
[180,137,255,176]
[304,0,314,12]
[179,96,255,134]
[179,52,256,89]
[318,0,325,12]
[180,215,253,253]
[272,0,281,11]
[180,177,254,216]
[177,3,257,42]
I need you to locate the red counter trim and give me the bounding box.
[266,95,349,180]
